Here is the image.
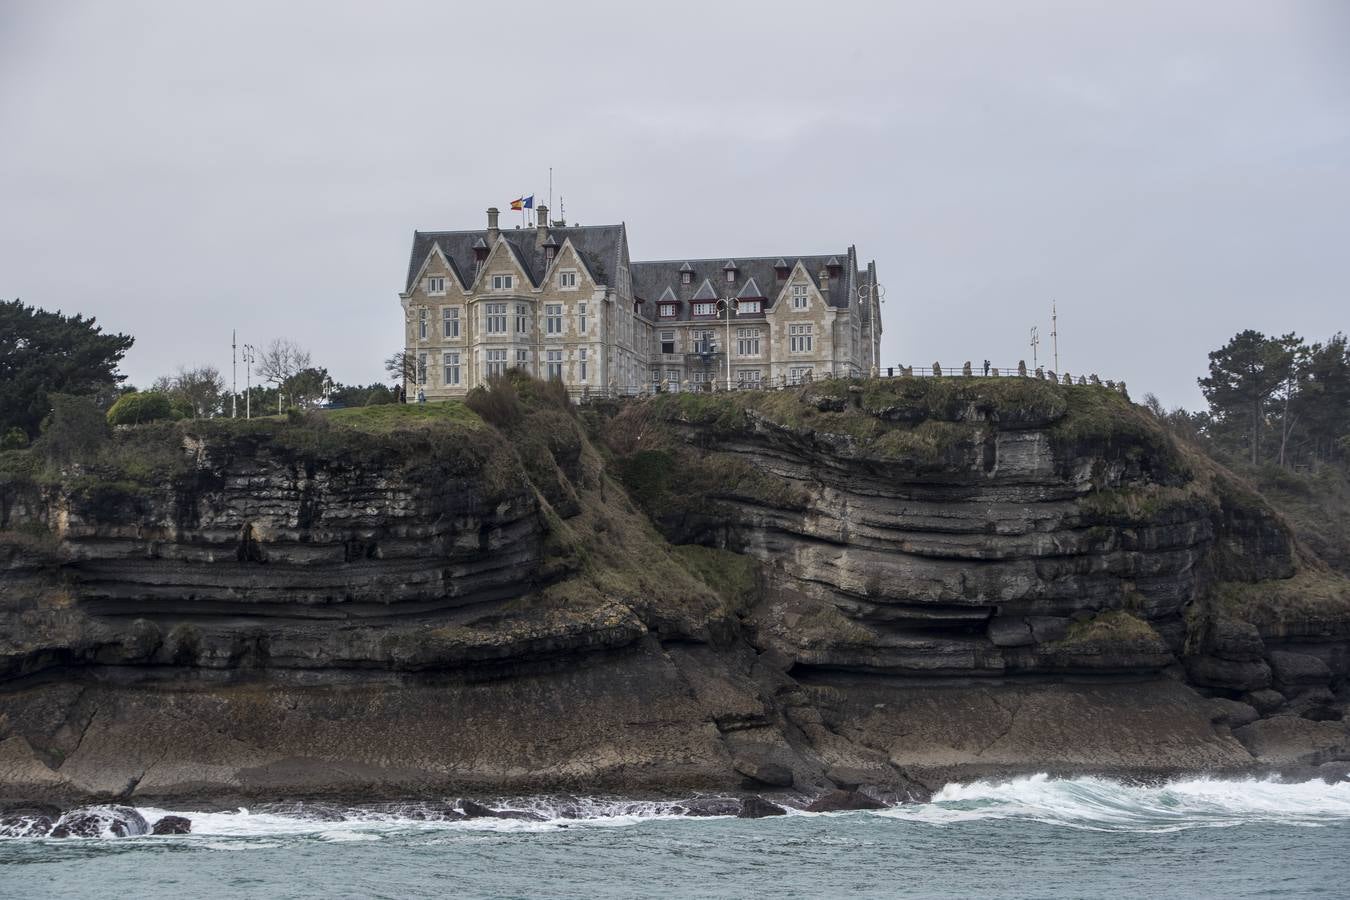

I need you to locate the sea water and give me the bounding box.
[3,776,1349,899]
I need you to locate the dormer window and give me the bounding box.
[491,273,513,291]
[693,302,716,316]
[725,270,735,283]
[722,260,738,283]
[427,276,446,295]
[659,303,677,318]
[680,272,691,285]
[774,258,790,280]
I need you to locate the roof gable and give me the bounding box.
[736,277,764,299]
[691,278,718,302]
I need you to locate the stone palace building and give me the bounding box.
[399,206,882,397]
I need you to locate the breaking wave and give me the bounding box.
[892,774,1350,832]
[9,776,1350,842]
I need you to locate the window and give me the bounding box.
[789,323,814,353]
[681,272,692,285]
[546,349,563,381]
[516,348,529,367]
[417,308,428,340]
[666,367,681,390]
[736,328,761,357]
[578,303,587,333]
[660,330,676,354]
[790,366,814,385]
[558,270,577,289]
[691,330,715,353]
[579,348,588,382]
[693,302,716,316]
[442,307,460,339]
[792,284,809,309]
[651,367,662,388]
[545,304,563,334]
[485,303,507,334]
[738,369,762,388]
[486,349,507,378]
[738,300,761,314]
[692,371,709,385]
[427,276,446,295]
[443,352,461,386]
[491,273,513,291]
[659,304,677,318]
[516,303,529,334]
[725,270,736,283]
[416,352,427,385]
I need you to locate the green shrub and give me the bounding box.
[106,391,175,426]
[465,373,525,427]
[0,427,28,450]
[38,394,109,463]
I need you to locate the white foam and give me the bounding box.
[64,778,1350,843]
[879,774,1350,832]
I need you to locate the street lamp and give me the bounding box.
[716,297,739,390]
[241,343,257,418]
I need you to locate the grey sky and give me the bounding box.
[3,0,1347,409]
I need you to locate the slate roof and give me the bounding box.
[405,224,625,292]
[630,253,854,320]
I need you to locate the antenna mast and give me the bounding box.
[1030,326,1040,370]
[1051,302,1059,373]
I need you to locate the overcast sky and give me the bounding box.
[2,0,1347,409]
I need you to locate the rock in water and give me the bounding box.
[736,797,787,819]
[676,797,741,817]
[151,815,192,835]
[49,806,149,838]
[0,811,55,837]
[805,790,887,813]
[459,800,545,821]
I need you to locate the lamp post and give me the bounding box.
[241,343,257,418]
[716,297,738,390]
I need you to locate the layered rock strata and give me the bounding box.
[0,379,1346,805]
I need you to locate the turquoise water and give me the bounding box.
[4,777,1350,899]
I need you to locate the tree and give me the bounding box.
[254,339,312,413]
[151,365,226,419]
[1198,330,1300,465]
[1298,334,1350,467]
[328,382,394,408]
[0,298,134,439]
[285,367,333,409]
[36,394,109,463]
[384,350,416,387]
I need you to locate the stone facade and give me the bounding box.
[400,207,881,397]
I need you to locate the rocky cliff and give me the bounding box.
[1,377,1346,807]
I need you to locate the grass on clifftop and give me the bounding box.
[321,400,482,431]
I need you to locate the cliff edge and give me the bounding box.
[1,376,1346,805]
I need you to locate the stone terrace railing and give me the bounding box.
[569,362,1127,403]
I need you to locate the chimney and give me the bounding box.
[486,207,500,244]
[535,205,549,245]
